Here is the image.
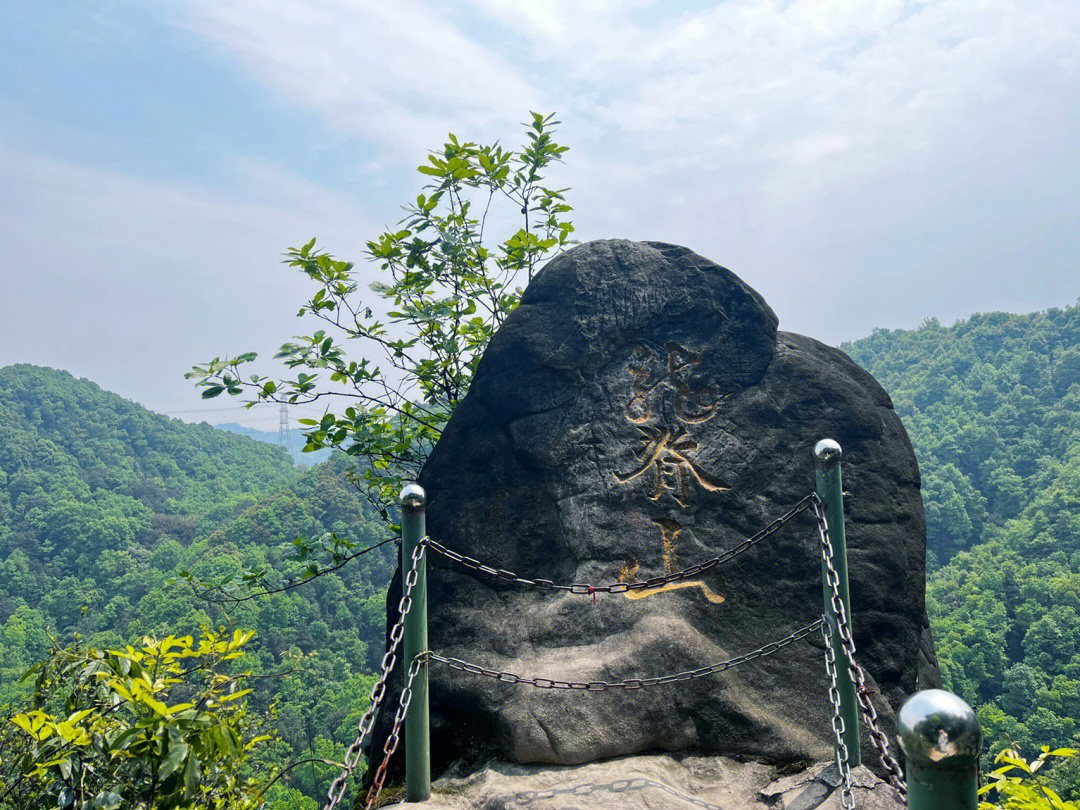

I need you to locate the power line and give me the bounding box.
[161,402,326,417]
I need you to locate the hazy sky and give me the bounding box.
[2,1,1078,430]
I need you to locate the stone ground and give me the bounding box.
[382,755,904,809]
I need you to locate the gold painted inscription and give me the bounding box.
[614,343,728,506]
[614,343,729,603]
[614,425,728,507]
[619,520,725,604]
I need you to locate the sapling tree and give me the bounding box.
[184,113,572,597]
[0,631,271,809]
[979,744,1080,809]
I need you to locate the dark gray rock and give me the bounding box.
[372,240,935,779]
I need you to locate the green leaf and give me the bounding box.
[182,754,201,797]
[10,713,36,736]
[93,792,122,810]
[158,741,189,778]
[109,727,143,752]
[218,687,253,703]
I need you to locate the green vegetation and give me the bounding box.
[845,303,1080,777]
[3,114,575,807]
[187,113,573,519]
[5,298,1080,803]
[1,631,267,809]
[215,424,331,467]
[979,745,1079,810]
[0,365,395,807]
[2,266,1079,805]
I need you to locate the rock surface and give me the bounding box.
[382,755,904,810]
[373,240,937,777]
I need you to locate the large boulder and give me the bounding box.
[374,240,937,778]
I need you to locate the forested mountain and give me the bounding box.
[0,365,395,807]
[3,301,1080,803]
[844,302,1080,766]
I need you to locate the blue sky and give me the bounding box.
[1,0,1078,429]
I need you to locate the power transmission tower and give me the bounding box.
[278,403,294,457]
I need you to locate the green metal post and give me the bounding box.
[898,689,981,810]
[814,439,861,768]
[400,484,429,802]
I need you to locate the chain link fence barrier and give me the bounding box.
[326,491,912,810]
[425,494,816,595]
[323,539,427,810]
[428,618,822,691]
[814,495,907,796]
[365,654,426,809]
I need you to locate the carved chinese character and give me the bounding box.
[614,342,729,600]
[625,346,664,424]
[618,519,725,603]
[614,424,728,506]
[666,343,720,423]
[623,343,721,426]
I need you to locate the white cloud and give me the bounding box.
[166,0,544,159]
[6,0,1079,426]
[512,0,1080,339]
[160,0,1080,341]
[0,146,377,424]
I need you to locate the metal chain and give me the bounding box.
[323,539,427,810]
[364,652,426,810]
[822,617,856,810]
[318,494,904,810]
[813,496,907,796]
[425,494,817,595]
[505,775,727,809]
[429,619,822,690]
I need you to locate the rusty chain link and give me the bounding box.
[813,496,907,797]
[429,618,822,690]
[425,494,816,595]
[364,652,426,810]
[822,617,856,809]
[322,539,427,810]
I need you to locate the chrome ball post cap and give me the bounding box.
[399,483,427,510]
[814,439,843,462]
[897,689,982,765]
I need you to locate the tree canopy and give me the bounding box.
[0,365,395,807]
[845,302,1080,781]
[187,113,572,520]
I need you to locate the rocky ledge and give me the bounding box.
[382,754,904,809]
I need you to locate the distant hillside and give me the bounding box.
[0,365,298,559]
[844,305,1080,566]
[845,302,1080,764]
[0,365,395,806]
[4,297,1079,793]
[215,421,332,466]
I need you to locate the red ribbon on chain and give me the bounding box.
[587,585,597,607]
